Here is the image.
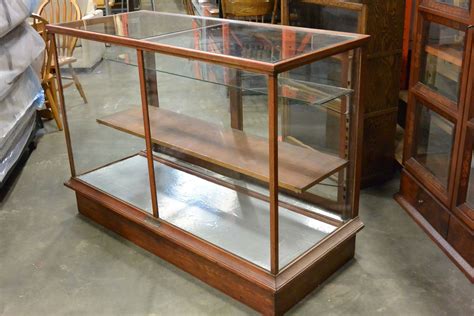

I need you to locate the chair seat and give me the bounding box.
[53,55,77,67]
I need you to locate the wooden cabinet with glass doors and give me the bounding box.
[396,0,473,282]
[47,11,369,314]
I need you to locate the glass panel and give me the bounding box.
[420,21,465,103]
[146,50,271,270]
[435,0,470,9]
[463,128,474,210]
[466,159,474,209]
[413,103,455,188]
[59,42,154,213]
[280,50,354,219]
[150,21,354,63]
[54,11,359,64]
[275,49,357,269]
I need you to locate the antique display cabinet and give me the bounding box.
[396,0,473,282]
[281,0,405,187]
[48,11,369,314]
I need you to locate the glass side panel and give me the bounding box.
[59,43,154,213]
[435,0,470,9]
[279,49,356,225]
[420,21,466,103]
[463,128,474,212]
[414,103,455,188]
[54,11,360,64]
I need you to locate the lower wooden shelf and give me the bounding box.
[97,107,348,193]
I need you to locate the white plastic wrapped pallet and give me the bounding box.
[0,0,44,184]
[0,22,45,98]
[0,67,42,154]
[0,0,40,37]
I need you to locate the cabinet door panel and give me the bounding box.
[412,101,455,189]
[453,28,474,226]
[434,0,470,9]
[455,124,474,223]
[419,20,466,104]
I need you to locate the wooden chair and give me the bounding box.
[221,0,278,23]
[94,0,116,9]
[38,0,88,104]
[31,14,63,130]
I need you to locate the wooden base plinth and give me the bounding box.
[69,179,361,315]
[395,171,473,282]
[395,194,474,283]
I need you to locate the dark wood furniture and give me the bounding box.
[281,0,405,187]
[396,0,473,282]
[48,11,369,314]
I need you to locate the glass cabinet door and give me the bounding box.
[455,125,474,221]
[419,20,466,104]
[434,0,470,9]
[455,28,474,222]
[412,101,456,189]
[463,128,474,209]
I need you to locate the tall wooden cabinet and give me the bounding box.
[281,0,405,187]
[396,0,473,282]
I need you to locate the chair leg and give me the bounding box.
[45,84,63,131]
[49,75,60,111]
[271,0,278,24]
[68,64,88,104]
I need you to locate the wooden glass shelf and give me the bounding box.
[425,44,463,67]
[97,107,348,193]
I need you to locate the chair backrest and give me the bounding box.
[30,14,54,84]
[94,0,116,9]
[37,0,82,57]
[221,0,276,23]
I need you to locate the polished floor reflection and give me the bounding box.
[79,155,336,270]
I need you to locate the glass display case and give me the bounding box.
[396,0,473,282]
[48,11,369,313]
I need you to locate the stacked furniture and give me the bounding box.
[0,0,44,187]
[396,0,473,282]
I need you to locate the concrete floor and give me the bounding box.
[1,1,474,315]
